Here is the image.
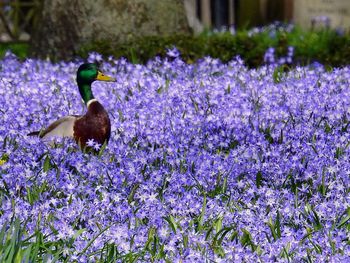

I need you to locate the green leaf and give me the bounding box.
[182,234,189,248]
[156,86,163,94]
[335,147,344,159]
[215,216,223,233]
[17,244,32,263]
[337,208,350,229]
[72,228,86,242]
[78,225,111,256]
[43,155,51,172]
[145,227,156,251]
[272,65,286,83]
[318,168,327,196]
[267,210,281,241]
[240,228,255,249]
[278,129,283,144]
[256,171,263,188]
[98,141,108,157]
[117,109,124,122]
[5,219,21,262]
[222,176,228,194]
[225,84,231,94]
[213,226,235,247]
[324,122,332,133]
[197,195,207,232]
[275,211,281,238]
[213,246,225,258]
[163,215,177,234]
[190,96,199,113]
[262,126,274,144]
[128,183,140,204]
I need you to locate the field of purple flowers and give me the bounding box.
[0,51,350,262]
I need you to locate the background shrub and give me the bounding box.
[2,24,350,67]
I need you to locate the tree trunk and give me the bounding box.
[30,0,190,60]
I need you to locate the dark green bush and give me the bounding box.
[78,26,350,67]
[2,25,350,67]
[0,43,29,59]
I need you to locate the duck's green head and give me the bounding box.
[76,63,115,104]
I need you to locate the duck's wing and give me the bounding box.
[28,115,81,139]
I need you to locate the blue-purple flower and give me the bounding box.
[0,50,349,262]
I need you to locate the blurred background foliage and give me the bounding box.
[0,0,349,68]
[3,26,349,68]
[80,26,350,68]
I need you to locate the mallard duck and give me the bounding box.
[29,63,115,150]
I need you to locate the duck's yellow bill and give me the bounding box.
[96,71,116,82]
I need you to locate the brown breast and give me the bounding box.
[73,100,111,149]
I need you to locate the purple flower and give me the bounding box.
[93,142,101,151]
[166,46,180,58]
[0,46,349,262]
[86,139,95,147]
